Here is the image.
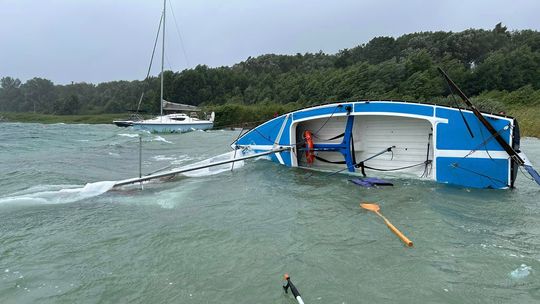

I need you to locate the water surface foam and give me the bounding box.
[0,181,116,206]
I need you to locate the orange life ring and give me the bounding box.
[304,130,315,164]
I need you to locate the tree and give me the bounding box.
[363,36,399,64]
[21,78,57,113]
[0,77,22,111]
[2,26,540,117]
[57,95,81,115]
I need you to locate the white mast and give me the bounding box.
[160,0,166,118]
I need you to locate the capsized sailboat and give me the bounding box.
[229,69,540,189]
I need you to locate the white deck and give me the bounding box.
[296,115,434,177]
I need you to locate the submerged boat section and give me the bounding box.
[232,100,523,189]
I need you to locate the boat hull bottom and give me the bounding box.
[113,121,134,127]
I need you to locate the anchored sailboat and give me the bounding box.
[133,100,215,133]
[131,0,215,133]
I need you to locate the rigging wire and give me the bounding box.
[165,53,174,72]
[168,0,191,69]
[462,123,510,159]
[136,12,164,113]
[145,12,164,80]
[476,119,495,160]
[443,79,475,138]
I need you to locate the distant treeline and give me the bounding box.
[1,23,540,125]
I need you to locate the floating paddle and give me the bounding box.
[283,274,305,304]
[360,202,413,247]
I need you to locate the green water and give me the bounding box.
[0,123,539,303]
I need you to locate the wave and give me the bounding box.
[117,133,140,138]
[510,264,532,279]
[0,181,116,206]
[152,155,177,161]
[175,150,246,177]
[152,136,173,144]
[170,155,193,164]
[0,151,251,207]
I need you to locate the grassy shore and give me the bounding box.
[507,106,540,138]
[0,112,132,124]
[2,106,539,138]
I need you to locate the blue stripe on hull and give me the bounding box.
[436,157,510,189]
[132,123,213,133]
[354,102,434,116]
[292,103,353,120]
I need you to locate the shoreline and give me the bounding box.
[1,107,539,138]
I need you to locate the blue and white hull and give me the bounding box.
[232,101,529,189]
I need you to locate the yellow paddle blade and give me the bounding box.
[360,202,413,247]
[360,202,380,212]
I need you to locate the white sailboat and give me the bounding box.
[132,0,215,133]
[133,100,215,133]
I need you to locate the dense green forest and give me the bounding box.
[1,24,540,133]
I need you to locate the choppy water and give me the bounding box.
[0,123,539,304]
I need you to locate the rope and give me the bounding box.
[320,146,395,178]
[450,162,509,188]
[518,165,535,182]
[363,161,430,172]
[463,124,509,159]
[251,127,284,146]
[312,104,344,137]
[312,132,344,142]
[421,133,433,178]
[242,121,308,148]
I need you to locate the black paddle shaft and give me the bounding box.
[283,278,301,298]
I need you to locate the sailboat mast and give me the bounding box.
[160,0,166,118]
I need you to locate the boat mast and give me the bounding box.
[160,0,166,118]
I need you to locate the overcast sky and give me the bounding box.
[1,0,539,84]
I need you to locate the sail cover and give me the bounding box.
[162,100,201,112]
